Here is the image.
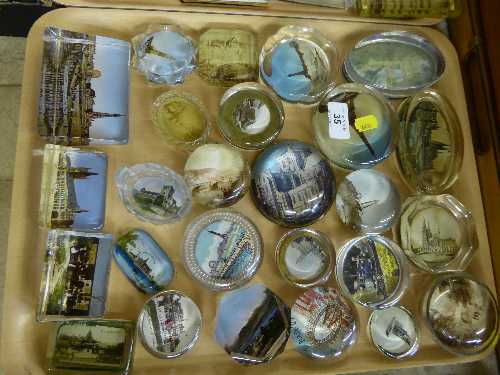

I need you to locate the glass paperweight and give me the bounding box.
[39,144,107,231]
[259,25,338,104]
[368,306,419,359]
[395,194,478,274]
[423,273,499,356]
[336,169,401,234]
[152,91,211,151]
[343,31,445,98]
[131,24,196,85]
[137,290,201,359]
[115,163,191,225]
[275,228,334,288]
[114,229,175,294]
[397,89,464,194]
[336,235,409,309]
[184,144,250,208]
[215,283,290,365]
[198,28,258,87]
[183,209,262,291]
[250,140,335,227]
[38,27,130,146]
[47,320,136,374]
[291,287,358,360]
[37,230,113,322]
[313,83,398,170]
[218,82,285,150]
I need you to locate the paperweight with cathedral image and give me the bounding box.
[38,27,130,145]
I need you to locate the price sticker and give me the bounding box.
[354,114,378,132]
[327,102,350,140]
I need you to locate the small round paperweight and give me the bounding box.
[336,235,409,309]
[137,290,202,359]
[182,209,263,291]
[368,306,419,359]
[259,25,338,104]
[152,91,211,151]
[184,143,250,208]
[423,273,499,356]
[291,287,359,360]
[115,163,192,225]
[335,169,401,234]
[218,82,284,150]
[313,83,398,170]
[275,228,334,288]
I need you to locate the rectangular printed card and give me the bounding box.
[37,230,113,322]
[47,320,135,374]
[38,27,130,145]
[39,144,107,230]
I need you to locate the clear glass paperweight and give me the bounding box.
[184,144,250,208]
[218,82,285,150]
[313,83,398,170]
[38,27,130,146]
[131,24,196,85]
[336,169,401,234]
[183,209,262,290]
[336,235,409,309]
[39,144,108,231]
[343,31,445,98]
[259,25,338,104]
[137,290,202,359]
[275,228,335,288]
[395,194,478,274]
[114,229,175,294]
[198,28,258,87]
[291,287,358,360]
[397,89,464,194]
[37,230,113,322]
[47,320,136,374]
[152,91,211,151]
[115,163,192,225]
[423,273,499,356]
[215,283,290,365]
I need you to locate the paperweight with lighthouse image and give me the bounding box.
[183,209,263,291]
[137,291,202,359]
[39,144,108,231]
[38,27,130,145]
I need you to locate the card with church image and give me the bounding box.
[38,27,130,145]
[39,144,107,231]
[37,230,113,322]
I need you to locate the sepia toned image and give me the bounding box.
[38,27,130,145]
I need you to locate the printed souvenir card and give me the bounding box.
[38,27,130,145]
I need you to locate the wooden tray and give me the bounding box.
[0,7,496,375]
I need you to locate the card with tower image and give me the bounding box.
[39,144,107,230]
[37,230,113,322]
[38,27,130,145]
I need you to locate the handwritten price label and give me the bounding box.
[328,102,350,140]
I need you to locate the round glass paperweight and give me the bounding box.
[259,25,338,104]
[335,169,401,234]
[291,287,359,360]
[275,228,335,288]
[313,83,398,170]
[336,234,409,309]
[131,24,196,85]
[137,290,202,359]
[182,209,263,291]
[368,306,419,359]
[115,163,192,225]
[422,273,499,356]
[184,144,250,208]
[395,194,478,274]
[152,91,211,151]
[218,82,285,150]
